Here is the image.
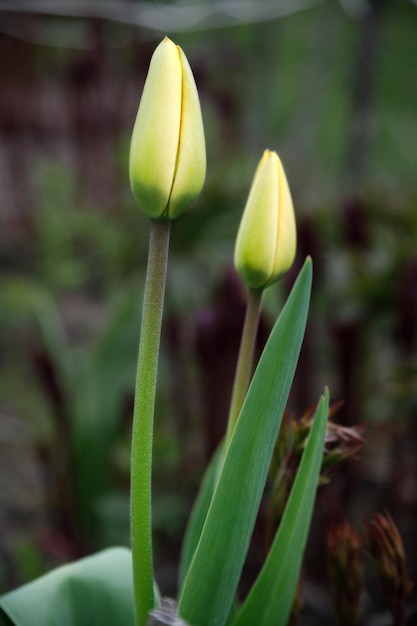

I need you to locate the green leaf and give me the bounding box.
[178,258,312,626]
[0,548,134,626]
[178,444,223,588]
[232,390,329,626]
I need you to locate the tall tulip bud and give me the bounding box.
[234,150,296,289]
[129,37,206,220]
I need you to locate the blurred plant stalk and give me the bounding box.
[364,512,413,626]
[268,404,365,530]
[327,521,364,626]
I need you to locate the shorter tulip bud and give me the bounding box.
[234,150,296,289]
[129,37,206,220]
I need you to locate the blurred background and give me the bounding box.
[0,0,416,622]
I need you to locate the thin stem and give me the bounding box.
[130,219,171,626]
[225,288,263,446]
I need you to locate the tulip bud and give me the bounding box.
[130,37,206,220]
[234,150,296,289]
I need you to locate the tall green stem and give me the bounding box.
[225,288,263,446]
[131,219,171,626]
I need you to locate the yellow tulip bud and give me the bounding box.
[129,37,206,220]
[234,150,296,289]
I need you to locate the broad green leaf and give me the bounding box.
[0,548,134,626]
[178,258,312,626]
[232,390,329,626]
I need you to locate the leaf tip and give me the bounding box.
[302,256,313,281]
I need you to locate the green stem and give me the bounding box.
[130,219,171,626]
[225,288,263,446]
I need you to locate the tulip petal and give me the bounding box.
[130,37,182,218]
[168,46,206,219]
[234,151,279,289]
[268,157,296,286]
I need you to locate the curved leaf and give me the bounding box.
[178,444,223,587]
[178,258,312,626]
[0,548,134,626]
[233,390,329,626]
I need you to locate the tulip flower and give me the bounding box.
[234,150,296,289]
[129,37,206,220]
